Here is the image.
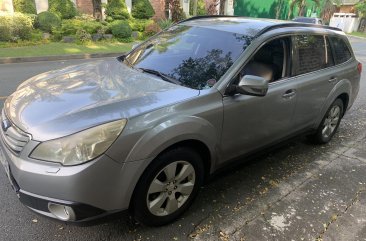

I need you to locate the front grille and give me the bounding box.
[1,109,30,155]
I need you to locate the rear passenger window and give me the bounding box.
[293,35,333,75]
[329,36,352,64]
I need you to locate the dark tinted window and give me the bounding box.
[330,36,352,64]
[124,25,252,90]
[293,35,333,75]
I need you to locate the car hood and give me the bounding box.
[4,59,199,141]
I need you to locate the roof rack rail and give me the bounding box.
[178,15,241,24]
[254,23,342,38]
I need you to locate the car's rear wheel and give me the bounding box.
[310,98,344,144]
[132,147,204,226]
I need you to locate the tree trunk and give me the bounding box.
[219,0,226,15]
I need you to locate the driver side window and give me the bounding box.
[234,37,291,84]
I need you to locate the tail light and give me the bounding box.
[357,62,362,75]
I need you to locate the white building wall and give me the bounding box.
[330,13,360,33]
[0,0,14,14]
[34,0,49,13]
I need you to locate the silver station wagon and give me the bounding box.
[0,16,361,226]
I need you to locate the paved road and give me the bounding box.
[0,38,366,241]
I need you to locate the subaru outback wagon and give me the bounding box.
[0,16,361,226]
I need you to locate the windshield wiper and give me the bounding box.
[138,68,180,85]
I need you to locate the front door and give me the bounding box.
[220,37,298,163]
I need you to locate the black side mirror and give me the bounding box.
[234,75,269,97]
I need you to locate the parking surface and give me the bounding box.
[0,37,366,241]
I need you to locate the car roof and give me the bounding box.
[180,16,339,37]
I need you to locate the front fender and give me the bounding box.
[315,78,352,128]
[125,116,219,166]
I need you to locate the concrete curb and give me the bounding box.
[0,52,123,65]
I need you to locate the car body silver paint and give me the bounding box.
[4,60,199,141]
[0,18,361,218]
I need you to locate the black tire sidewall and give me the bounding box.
[316,98,344,143]
[132,147,204,226]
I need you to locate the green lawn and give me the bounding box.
[0,42,134,58]
[348,32,366,39]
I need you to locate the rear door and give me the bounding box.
[291,34,338,131]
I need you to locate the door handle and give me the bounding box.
[282,89,296,98]
[328,77,338,83]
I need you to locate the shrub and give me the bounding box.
[49,0,78,19]
[0,20,12,42]
[108,20,132,38]
[30,29,43,41]
[157,18,173,30]
[61,19,104,36]
[105,0,130,20]
[13,0,37,14]
[144,22,161,36]
[76,29,92,43]
[36,11,61,33]
[0,12,33,41]
[128,18,152,32]
[131,0,155,19]
[189,0,207,16]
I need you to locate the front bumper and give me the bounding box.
[0,129,150,221]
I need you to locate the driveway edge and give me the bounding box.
[0,52,123,65]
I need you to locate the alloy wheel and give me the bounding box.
[146,161,196,216]
[322,105,341,139]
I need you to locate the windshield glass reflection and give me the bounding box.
[125,25,252,90]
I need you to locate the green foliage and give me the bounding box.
[144,22,161,36]
[61,19,104,36]
[108,20,132,38]
[189,0,207,16]
[131,0,155,19]
[128,18,153,32]
[157,19,173,30]
[356,1,366,17]
[76,29,92,43]
[36,11,61,33]
[0,12,33,41]
[30,29,43,41]
[13,0,37,14]
[49,0,78,19]
[105,0,130,20]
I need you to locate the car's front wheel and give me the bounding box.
[310,98,344,144]
[132,147,204,226]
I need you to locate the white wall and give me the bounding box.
[330,13,360,33]
[125,0,132,13]
[0,0,14,14]
[34,0,48,13]
[225,0,234,15]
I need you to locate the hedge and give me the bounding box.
[131,0,155,19]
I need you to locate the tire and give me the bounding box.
[131,147,204,226]
[309,98,344,144]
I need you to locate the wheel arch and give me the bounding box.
[315,79,352,128]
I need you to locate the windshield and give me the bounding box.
[124,25,252,90]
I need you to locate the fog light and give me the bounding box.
[48,203,76,221]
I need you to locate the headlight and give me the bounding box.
[30,119,127,166]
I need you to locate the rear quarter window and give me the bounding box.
[329,36,352,64]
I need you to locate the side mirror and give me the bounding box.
[236,75,269,97]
